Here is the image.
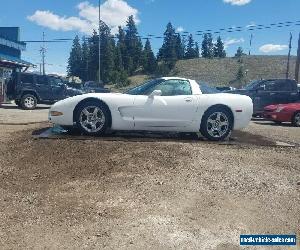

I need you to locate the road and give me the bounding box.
[0,103,299,250]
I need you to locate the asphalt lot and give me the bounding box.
[0,103,299,250]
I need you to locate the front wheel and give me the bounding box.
[200,107,233,141]
[292,112,300,127]
[75,101,109,136]
[21,94,37,110]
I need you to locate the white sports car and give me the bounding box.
[49,77,253,141]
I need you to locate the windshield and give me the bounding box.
[125,79,164,95]
[244,80,261,90]
[198,82,220,94]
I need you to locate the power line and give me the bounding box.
[21,19,300,43]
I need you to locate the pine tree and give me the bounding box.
[142,39,157,74]
[81,37,89,81]
[236,66,244,81]
[117,26,126,70]
[175,34,185,60]
[124,15,143,75]
[235,47,244,58]
[185,34,198,59]
[67,35,82,78]
[87,30,99,81]
[100,21,115,83]
[201,33,214,58]
[195,42,200,58]
[158,22,178,69]
[214,36,226,58]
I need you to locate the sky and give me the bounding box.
[0,0,299,75]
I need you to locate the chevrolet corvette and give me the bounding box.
[49,77,253,141]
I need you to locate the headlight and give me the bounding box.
[275,106,285,113]
[50,111,63,116]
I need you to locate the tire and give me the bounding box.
[200,107,233,141]
[75,100,109,136]
[292,111,300,127]
[21,94,37,110]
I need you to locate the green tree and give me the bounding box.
[185,34,198,59]
[236,65,244,81]
[87,30,99,81]
[67,35,82,78]
[175,33,185,60]
[201,33,214,58]
[81,37,89,81]
[158,22,178,69]
[142,39,157,74]
[214,36,226,58]
[235,47,244,58]
[124,15,143,75]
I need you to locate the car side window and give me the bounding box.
[144,80,192,96]
[20,74,34,84]
[49,77,63,86]
[275,80,292,91]
[261,81,276,91]
[36,75,49,85]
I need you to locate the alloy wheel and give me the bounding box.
[206,112,229,138]
[79,106,106,133]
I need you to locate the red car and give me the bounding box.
[263,103,300,127]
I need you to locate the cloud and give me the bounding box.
[259,44,288,53]
[224,38,245,49]
[176,26,184,33]
[223,0,252,6]
[28,11,93,34]
[28,0,140,35]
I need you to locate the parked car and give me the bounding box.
[6,72,84,110]
[82,81,110,93]
[227,79,299,116]
[49,77,253,141]
[263,102,300,127]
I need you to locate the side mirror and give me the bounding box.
[149,90,162,98]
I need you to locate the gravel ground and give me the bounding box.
[0,106,299,250]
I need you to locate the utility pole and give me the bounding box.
[40,32,46,75]
[249,34,253,56]
[295,33,300,82]
[286,32,292,79]
[98,0,101,83]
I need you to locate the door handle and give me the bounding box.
[184,97,193,102]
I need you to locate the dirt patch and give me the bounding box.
[0,123,299,249]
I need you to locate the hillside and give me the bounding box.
[172,55,297,87]
[110,55,297,91]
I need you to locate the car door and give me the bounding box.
[254,80,279,112]
[132,79,198,130]
[49,77,67,101]
[35,75,52,101]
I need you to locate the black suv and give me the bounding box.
[228,79,299,115]
[6,72,84,110]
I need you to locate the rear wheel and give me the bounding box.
[21,94,37,110]
[292,112,300,127]
[200,107,233,141]
[75,101,109,136]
